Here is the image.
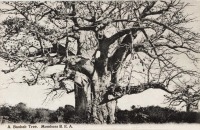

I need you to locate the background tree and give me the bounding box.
[0,104,11,118]
[7,103,34,123]
[0,1,200,123]
[63,105,76,123]
[164,78,200,112]
[33,108,51,123]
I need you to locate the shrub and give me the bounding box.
[1,103,200,123]
[115,106,200,123]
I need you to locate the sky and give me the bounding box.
[0,0,200,111]
[0,57,169,110]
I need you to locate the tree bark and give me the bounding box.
[71,72,92,121]
[73,82,117,124]
[73,33,136,123]
[186,104,191,112]
[74,84,91,121]
[90,73,117,124]
[91,95,117,124]
[73,70,117,123]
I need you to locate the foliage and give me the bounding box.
[0,103,76,123]
[116,106,200,123]
[1,103,200,123]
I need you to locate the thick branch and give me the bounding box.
[141,1,157,18]
[126,82,173,94]
[141,1,173,18]
[108,34,133,83]
[100,82,172,105]
[102,26,147,47]
[67,56,94,79]
[95,27,147,77]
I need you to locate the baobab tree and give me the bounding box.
[0,1,200,123]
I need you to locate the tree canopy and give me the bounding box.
[0,1,200,123]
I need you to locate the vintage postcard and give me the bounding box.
[0,0,200,130]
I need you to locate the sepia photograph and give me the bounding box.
[0,0,200,129]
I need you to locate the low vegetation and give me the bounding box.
[0,103,200,123]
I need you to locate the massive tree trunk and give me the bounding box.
[75,90,117,124]
[62,4,165,123]
[91,94,117,124]
[90,71,117,124]
[74,70,117,123]
[72,32,135,123]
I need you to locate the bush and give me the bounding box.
[1,103,200,123]
[116,110,131,123]
[0,105,11,117]
[116,106,200,123]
